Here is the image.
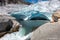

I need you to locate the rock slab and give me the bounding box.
[31,21,60,40]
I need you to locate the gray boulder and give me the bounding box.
[0,15,20,37]
[31,21,60,40]
[0,15,13,37]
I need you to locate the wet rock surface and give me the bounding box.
[0,19,13,32]
[31,21,60,40]
[0,15,20,37]
[0,15,13,37]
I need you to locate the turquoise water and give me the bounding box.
[18,20,49,37]
[10,10,51,37]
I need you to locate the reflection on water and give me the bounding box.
[18,20,49,37]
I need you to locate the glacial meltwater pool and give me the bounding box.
[18,20,49,37]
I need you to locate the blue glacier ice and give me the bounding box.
[11,10,52,21]
[23,0,38,3]
[23,0,49,4]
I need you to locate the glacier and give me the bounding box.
[0,0,60,40]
